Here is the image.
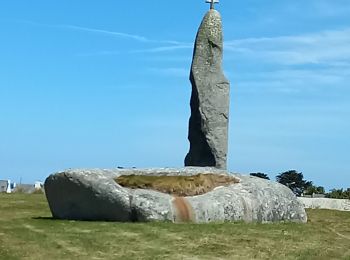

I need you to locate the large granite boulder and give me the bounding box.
[185,10,230,169]
[45,168,307,223]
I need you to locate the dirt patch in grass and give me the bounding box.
[115,174,240,196]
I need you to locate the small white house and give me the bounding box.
[34,181,44,190]
[0,180,16,193]
[0,180,7,192]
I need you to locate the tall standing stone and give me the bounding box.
[185,10,230,169]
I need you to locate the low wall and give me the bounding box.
[298,197,350,212]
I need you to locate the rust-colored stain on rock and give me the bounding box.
[172,197,195,223]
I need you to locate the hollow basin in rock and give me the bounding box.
[44,167,307,223]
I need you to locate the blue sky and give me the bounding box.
[0,1,349,190]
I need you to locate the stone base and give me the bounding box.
[44,168,307,223]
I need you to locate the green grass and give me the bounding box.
[0,194,349,260]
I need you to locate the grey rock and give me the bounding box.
[45,169,131,221]
[45,168,307,223]
[298,197,350,212]
[185,10,230,169]
[189,175,307,223]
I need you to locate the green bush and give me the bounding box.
[13,187,26,194]
[326,188,350,199]
[31,189,44,194]
[304,186,325,195]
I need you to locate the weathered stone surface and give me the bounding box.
[45,168,307,223]
[44,169,131,221]
[298,197,350,212]
[185,10,230,169]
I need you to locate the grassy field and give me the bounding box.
[0,194,349,260]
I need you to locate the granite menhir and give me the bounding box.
[185,10,230,169]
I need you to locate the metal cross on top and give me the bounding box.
[206,0,219,10]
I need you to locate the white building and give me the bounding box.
[34,181,44,190]
[0,180,16,193]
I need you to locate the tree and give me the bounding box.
[276,170,312,196]
[304,185,325,196]
[250,172,270,180]
[326,188,350,199]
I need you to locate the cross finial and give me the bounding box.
[206,0,219,10]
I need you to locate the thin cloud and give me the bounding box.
[130,44,192,54]
[77,44,192,56]
[85,27,350,61]
[234,65,350,96]
[224,28,350,95]
[134,28,350,95]
[147,67,188,78]
[224,28,350,65]
[19,20,185,45]
[19,20,350,65]
[62,24,151,43]
[62,24,186,45]
[76,50,121,57]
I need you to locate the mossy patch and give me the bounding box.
[115,174,240,196]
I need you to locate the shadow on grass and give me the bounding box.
[32,216,55,220]
[31,216,136,223]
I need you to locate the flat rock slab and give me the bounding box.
[45,168,307,223]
